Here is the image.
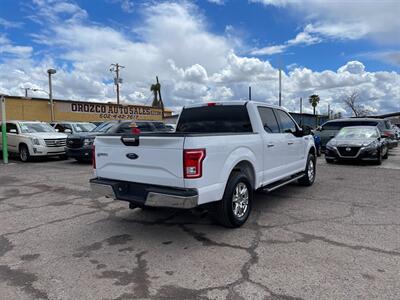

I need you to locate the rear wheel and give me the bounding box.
[19,144,31,162]
[298,153,316,186]
[382,147,388,159]
[212,172,252,228]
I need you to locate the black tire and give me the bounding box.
[212,172,252,228]
[298,153,316,186]
[382,147,388,159]
[375,151,382,165]
[325,158,334,164]
[59,154,68,160]
[19,144,31,162]
[317,146,321,157]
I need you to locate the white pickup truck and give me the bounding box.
[90,101,316,227]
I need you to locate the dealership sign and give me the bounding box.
[56,101,162,120]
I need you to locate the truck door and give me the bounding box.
[275,109,305,173]
[257,106,287,184]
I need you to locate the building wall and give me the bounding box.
[1,96,171,122]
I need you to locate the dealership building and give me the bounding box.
[1,96,172,122]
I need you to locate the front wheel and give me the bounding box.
[19,144,31,162]
[382,147,388,159]
[298,153,316,186]
[212,172,252,228]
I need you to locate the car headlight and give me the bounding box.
[326,140,336,149]
[363,141,378,150]
[31,137,41,145]
[83,138,95,146]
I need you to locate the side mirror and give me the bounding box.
[9,129,17,134]
[65,129,72,133]
[301,126,311,136]
[316,126,322,131]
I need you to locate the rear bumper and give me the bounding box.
[90,177,198,209]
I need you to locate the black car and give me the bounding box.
[325,126,389,165]
[66,121,171,162]
[316,118,395,150]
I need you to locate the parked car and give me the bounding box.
[90,101,317,228]
[66,121,169,162]
[0,121,67,162]
[312,131,322,156]
[50,122,96,134]
[393,125,400,140]
[325,126,388,165]
[316,118,397,150]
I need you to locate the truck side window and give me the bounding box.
[257,107,280,133]
[276,110,297,134]
[6,123,19,134]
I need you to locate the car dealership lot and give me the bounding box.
[0,149,399,299]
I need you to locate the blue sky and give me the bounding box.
[1,0,399,114]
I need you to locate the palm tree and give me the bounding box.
[309,94,320,116]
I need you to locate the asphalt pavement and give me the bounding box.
[0,148,399,299]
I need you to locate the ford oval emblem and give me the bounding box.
[126,153,139,160]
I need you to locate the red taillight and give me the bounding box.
[383,130,393,137]
[207,102,217,106]
[183,149,206,179]
[92,145,96,169]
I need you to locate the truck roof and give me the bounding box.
[183,100,288,111]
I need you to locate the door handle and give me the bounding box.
[267,143,274,148]
[288,142,294,145]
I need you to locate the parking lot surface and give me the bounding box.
[1,148,400,300]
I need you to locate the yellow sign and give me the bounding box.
[57,102,162,121]
[1,97,167,122]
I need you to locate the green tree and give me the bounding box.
[309,94,320,116]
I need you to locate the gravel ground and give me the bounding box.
[0,147,399,299]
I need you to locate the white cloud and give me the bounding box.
[251,25,321,56]
[0,17,23,29]
[207,0,226,4]
[252,0,400,44]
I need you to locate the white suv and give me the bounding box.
[0,121,68,162]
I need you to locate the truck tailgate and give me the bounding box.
[94,135,185,187]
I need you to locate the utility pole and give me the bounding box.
[110,63,125,105]
[22,87,30,98]
[278,68,282,106]
[249,86,252,101]
[328,104,331,119]
[47,68,57,122]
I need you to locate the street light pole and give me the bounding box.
[47,69,56,122]
[1,95,8,164]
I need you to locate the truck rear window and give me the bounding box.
[176,105,253,133]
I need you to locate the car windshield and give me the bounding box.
[19,122,55,133]
[336,127,378,139]
[93,122,115,132]
[72,123,96,132]
[322,121,378,130]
